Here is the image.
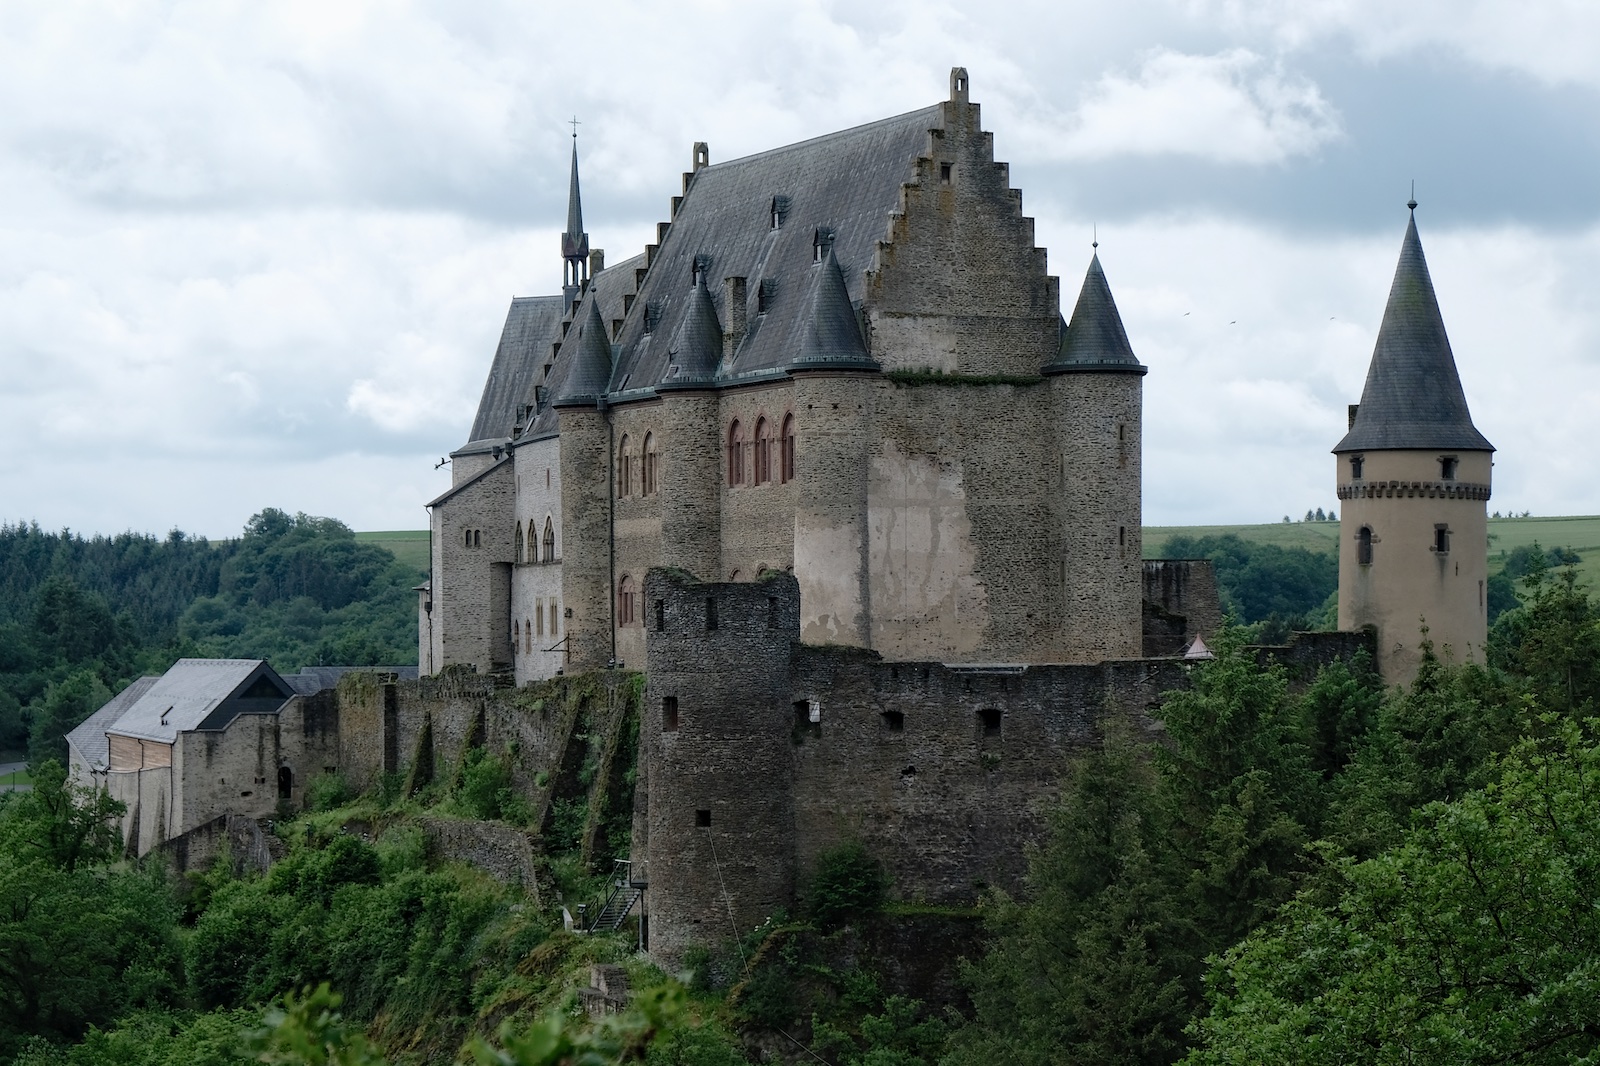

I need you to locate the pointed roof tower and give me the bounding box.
[561,129,590,309]
[551,296,612,407]
[1335,207,1492,453]
[789,244,875,371]
[662,271,722,385]
[1044,250,1147,375]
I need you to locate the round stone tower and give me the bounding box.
[1334,205,1494,684]
[1044,248,1147,662]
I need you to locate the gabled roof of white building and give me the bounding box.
[66,675,158,770]
[104,658,294,744]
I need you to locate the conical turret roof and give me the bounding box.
[790,246,875,371]
[1045,252,1146,375]
[552,297,612,406]
[1334,212,1492,453]
[663,272,723,384]
[561,141,589,262]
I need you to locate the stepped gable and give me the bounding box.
[1045,251,1146,375]
[608,104,942,390]
[1335,212,1493,453]
[661,271,723,384]
[790,243,873,370]
[464,295,567,448]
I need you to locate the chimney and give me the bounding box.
[589,248,605,275]
[723,276,747,360]
[1348,403,1360,430]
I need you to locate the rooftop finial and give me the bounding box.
[1408,180,1417,213]
[1092,223,1098,251]
[569,115,580,140]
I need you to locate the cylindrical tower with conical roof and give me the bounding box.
[1334,205,1494,684]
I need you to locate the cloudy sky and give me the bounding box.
[3,0,1597,539]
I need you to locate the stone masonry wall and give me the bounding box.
[431,459,516,673]
[1141,559,1223,657]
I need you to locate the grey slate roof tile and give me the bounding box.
[553,295,614,406]
[1046,252,1146,375]
[609,105,941,389]
[663,272,723,383]
[105,659,293,744]
[465,295,566,446]
[792,245,873,370]
[1335,214,1493,454]
[66,675,157,770]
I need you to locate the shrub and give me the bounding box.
[803,842,887,930]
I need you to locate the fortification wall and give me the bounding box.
[1141,559,1223,656]
[419,816,541,898]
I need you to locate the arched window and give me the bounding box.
[780,414,796,483]
[728,420,746,486]
[754,417,772,485]
[524,618,532,654]
[528,520,539,562]
[618,576,636,625]
[643,432,659,495]
[1358,526,1374,566]
[513,618,520,651]
[618,434,633,498]
[543,518,555,562]
[515,523,525,563]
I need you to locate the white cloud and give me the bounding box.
[1049,48,1341,164]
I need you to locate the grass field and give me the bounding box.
[355,530,430,576]
[1145,515,1600,588]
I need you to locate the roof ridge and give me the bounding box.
[702,104,943,173]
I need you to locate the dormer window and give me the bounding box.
[812,227,834,263]
[1350,455,1363,480]
[1440,456,1458,481]
[770,195,790,230]
[758,278,776,314]
[691,253,712,288]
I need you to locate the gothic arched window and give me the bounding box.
[728,420,746,487]
[515,523,525,563]
[643,432,659,495]
[780,413,796,483]
[618,576,636,626]
[543,518,555,562]
[1359,526,1374,566]
[754,417,772,485]
[618,434,633,498]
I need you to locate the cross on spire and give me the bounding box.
[569,115,580,139]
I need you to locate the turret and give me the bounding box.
[1045,247,1146,661]
[657,270,725,579]
[554,297,616,671]
[1334,203,1494,683]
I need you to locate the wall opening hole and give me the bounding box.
[705,596,718,630]
[655,599,666,631]
[882,710,905,733]
[277,766,292,799]
[695,809,712,828]
[939,161,952,184]
[979,708,1002,737]
[901,765,917,776]
[663,696,679,733]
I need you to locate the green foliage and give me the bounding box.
[1158,533,1336,629]
[449,747,532,824]
[11,1008,260,1066]
[803,842,887,931]
[1187,720,1600,1065]
[306,772,354,813]
[814,995,948,1066]
[0,759,125,872]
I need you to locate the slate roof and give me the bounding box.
[552,295,615,406]
[1335,213,1493,454]
[608,105,942,390]
[791,245,873,370]
[66,675,157,770]
[464,295,566,447]
[282,665,421,696]
[105,659,294,744]
[661,271,723,385]
[1046,252,1146,375]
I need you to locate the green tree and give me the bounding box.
[0,759,124,873]
[1187,720,1600,1065]
[26,669,112,766]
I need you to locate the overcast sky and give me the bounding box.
[3,0,1597,539]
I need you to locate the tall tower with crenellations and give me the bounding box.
[1334,201,1494,684]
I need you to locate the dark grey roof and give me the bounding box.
[1045,252,1146,375]
[283,665,420,695]
[427,452,510,508]
[662,272,723,384]
[464,295,566,447]
[106,659,293,744]
[552,295,614,406]
[791,245,873,370]
[1335,214,1493,453]
[609,105,941,390]
[66,675,158,770]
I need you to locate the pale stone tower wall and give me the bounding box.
[1052,374,1144,660]
[792,371,875,648]
[429,461,515,673]
[512,437,565,684]
[1337,449,1491,679]
[557,408,615,672]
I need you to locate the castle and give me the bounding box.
[69,69,1492,968]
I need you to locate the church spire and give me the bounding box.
[561,127,590,310]
[1334,209,1492,454]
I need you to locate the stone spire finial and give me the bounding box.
[1333,210,1493,454]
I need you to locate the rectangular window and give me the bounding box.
[881,710,905,733]
[1434,525,1451,554]
[979,708,1002,737]
[1440,456,1458,480]
[695,809,712,828]
[662,696,679,732]
[1350,455,1364,480]
[535,600,544,636]
[705,596,718,630]
[939,161,952,184]
[655,599,666,631]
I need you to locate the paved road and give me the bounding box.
[0,761,31,792]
